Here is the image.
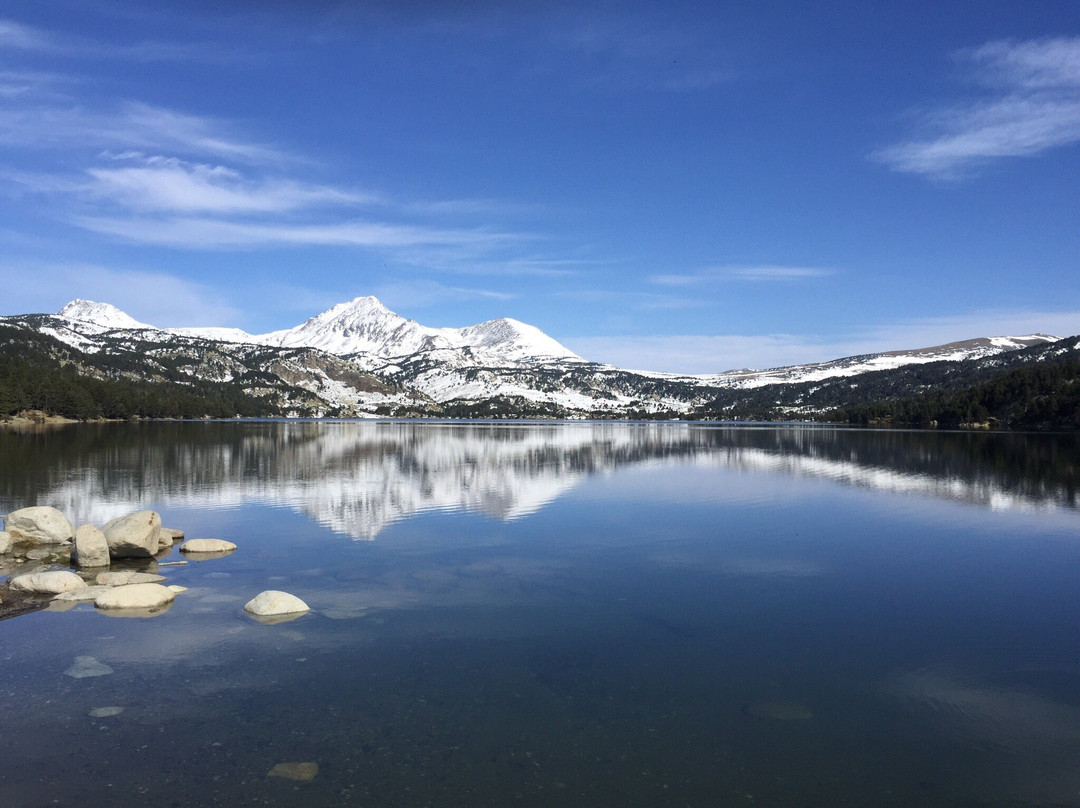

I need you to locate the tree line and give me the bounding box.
[816,355,1080,430]
[0,334,279,420]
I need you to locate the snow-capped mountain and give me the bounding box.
[703,334,1060,389]
[174,295,582,365]
[1,294,1068,419]
[58,299,154,332]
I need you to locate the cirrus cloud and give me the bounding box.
[877,37,1080,178]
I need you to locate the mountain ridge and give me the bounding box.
[52,295,1057,381]
[161,295,584,365]
[1,295,1070,421]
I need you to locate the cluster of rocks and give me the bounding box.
[1,505,308,621]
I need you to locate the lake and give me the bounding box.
[2,421,1080,807]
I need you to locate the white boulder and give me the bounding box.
[158,527,185,549]
[4,506,74,545]
[94,583,175,611]
[103,511,161,558]
[244,590,310,619]
[10,570,88,595]
[0,531,12,554]
[180,539,237,554]
[73,525,110,568]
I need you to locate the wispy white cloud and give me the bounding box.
[413,257,590,278]
[567,306,1080,374]
[0,69,72,98]
[82,155,371,214]
[0,30,558,273]
[0,18,50,50]
[72,214,520,251]
[372,280,515,310]
[0,101,288,164]
[0,261,243,327]
[877,37,1080,177]
[651,265,836,285]
[566,288,709,311]
[0,17,249,64]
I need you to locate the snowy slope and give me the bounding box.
[701,335,1060,389]
[169,296,582,364]
[58,299,154,331]
[6,296,1067,415]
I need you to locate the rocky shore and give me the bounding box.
[0,505,309,622]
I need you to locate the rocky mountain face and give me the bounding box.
[0,297,1065,418]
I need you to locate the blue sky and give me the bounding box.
[2,1,1079,373]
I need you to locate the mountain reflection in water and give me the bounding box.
[1,421,1077,540]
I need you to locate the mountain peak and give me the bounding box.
[57,299,152,330]
[322,296,394,318]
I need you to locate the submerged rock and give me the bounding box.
[73,524,110,568]
[10,570,87,595]
[103,511,161,559]
[94,582,175,611]
[64,655,113,678]
[89,706,124,718]
[180,539,237,554]
[53,585,113,603]
[244,590,310,620]
[96,571,166,586]
[4,506,74,545]
[99,601,174,619]
[268,762,318,781]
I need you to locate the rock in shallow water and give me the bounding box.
[10,570,87,595]
[65,656,113,678]
[0,531,12,554]
[180,539,237,554]
[268,762,318,781]
[89,706,124,718]
[94,583,175,611]
[73,524,110,568]
[158,527,185,549]
[53,585,113,603]
[244,590,310,619]
[4,506,74,545]
[96,571,166,586]
[103,510,161,559]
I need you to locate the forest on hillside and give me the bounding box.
[818,356,1080,430]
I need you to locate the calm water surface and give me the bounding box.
[2,421,1080,807]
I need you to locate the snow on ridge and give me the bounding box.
[261,296,581,364]
[44,297,1066,399]
[454,317,583,362]
[170,325,269,344]
[693,333,1063,389]
[57,299,154,331]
